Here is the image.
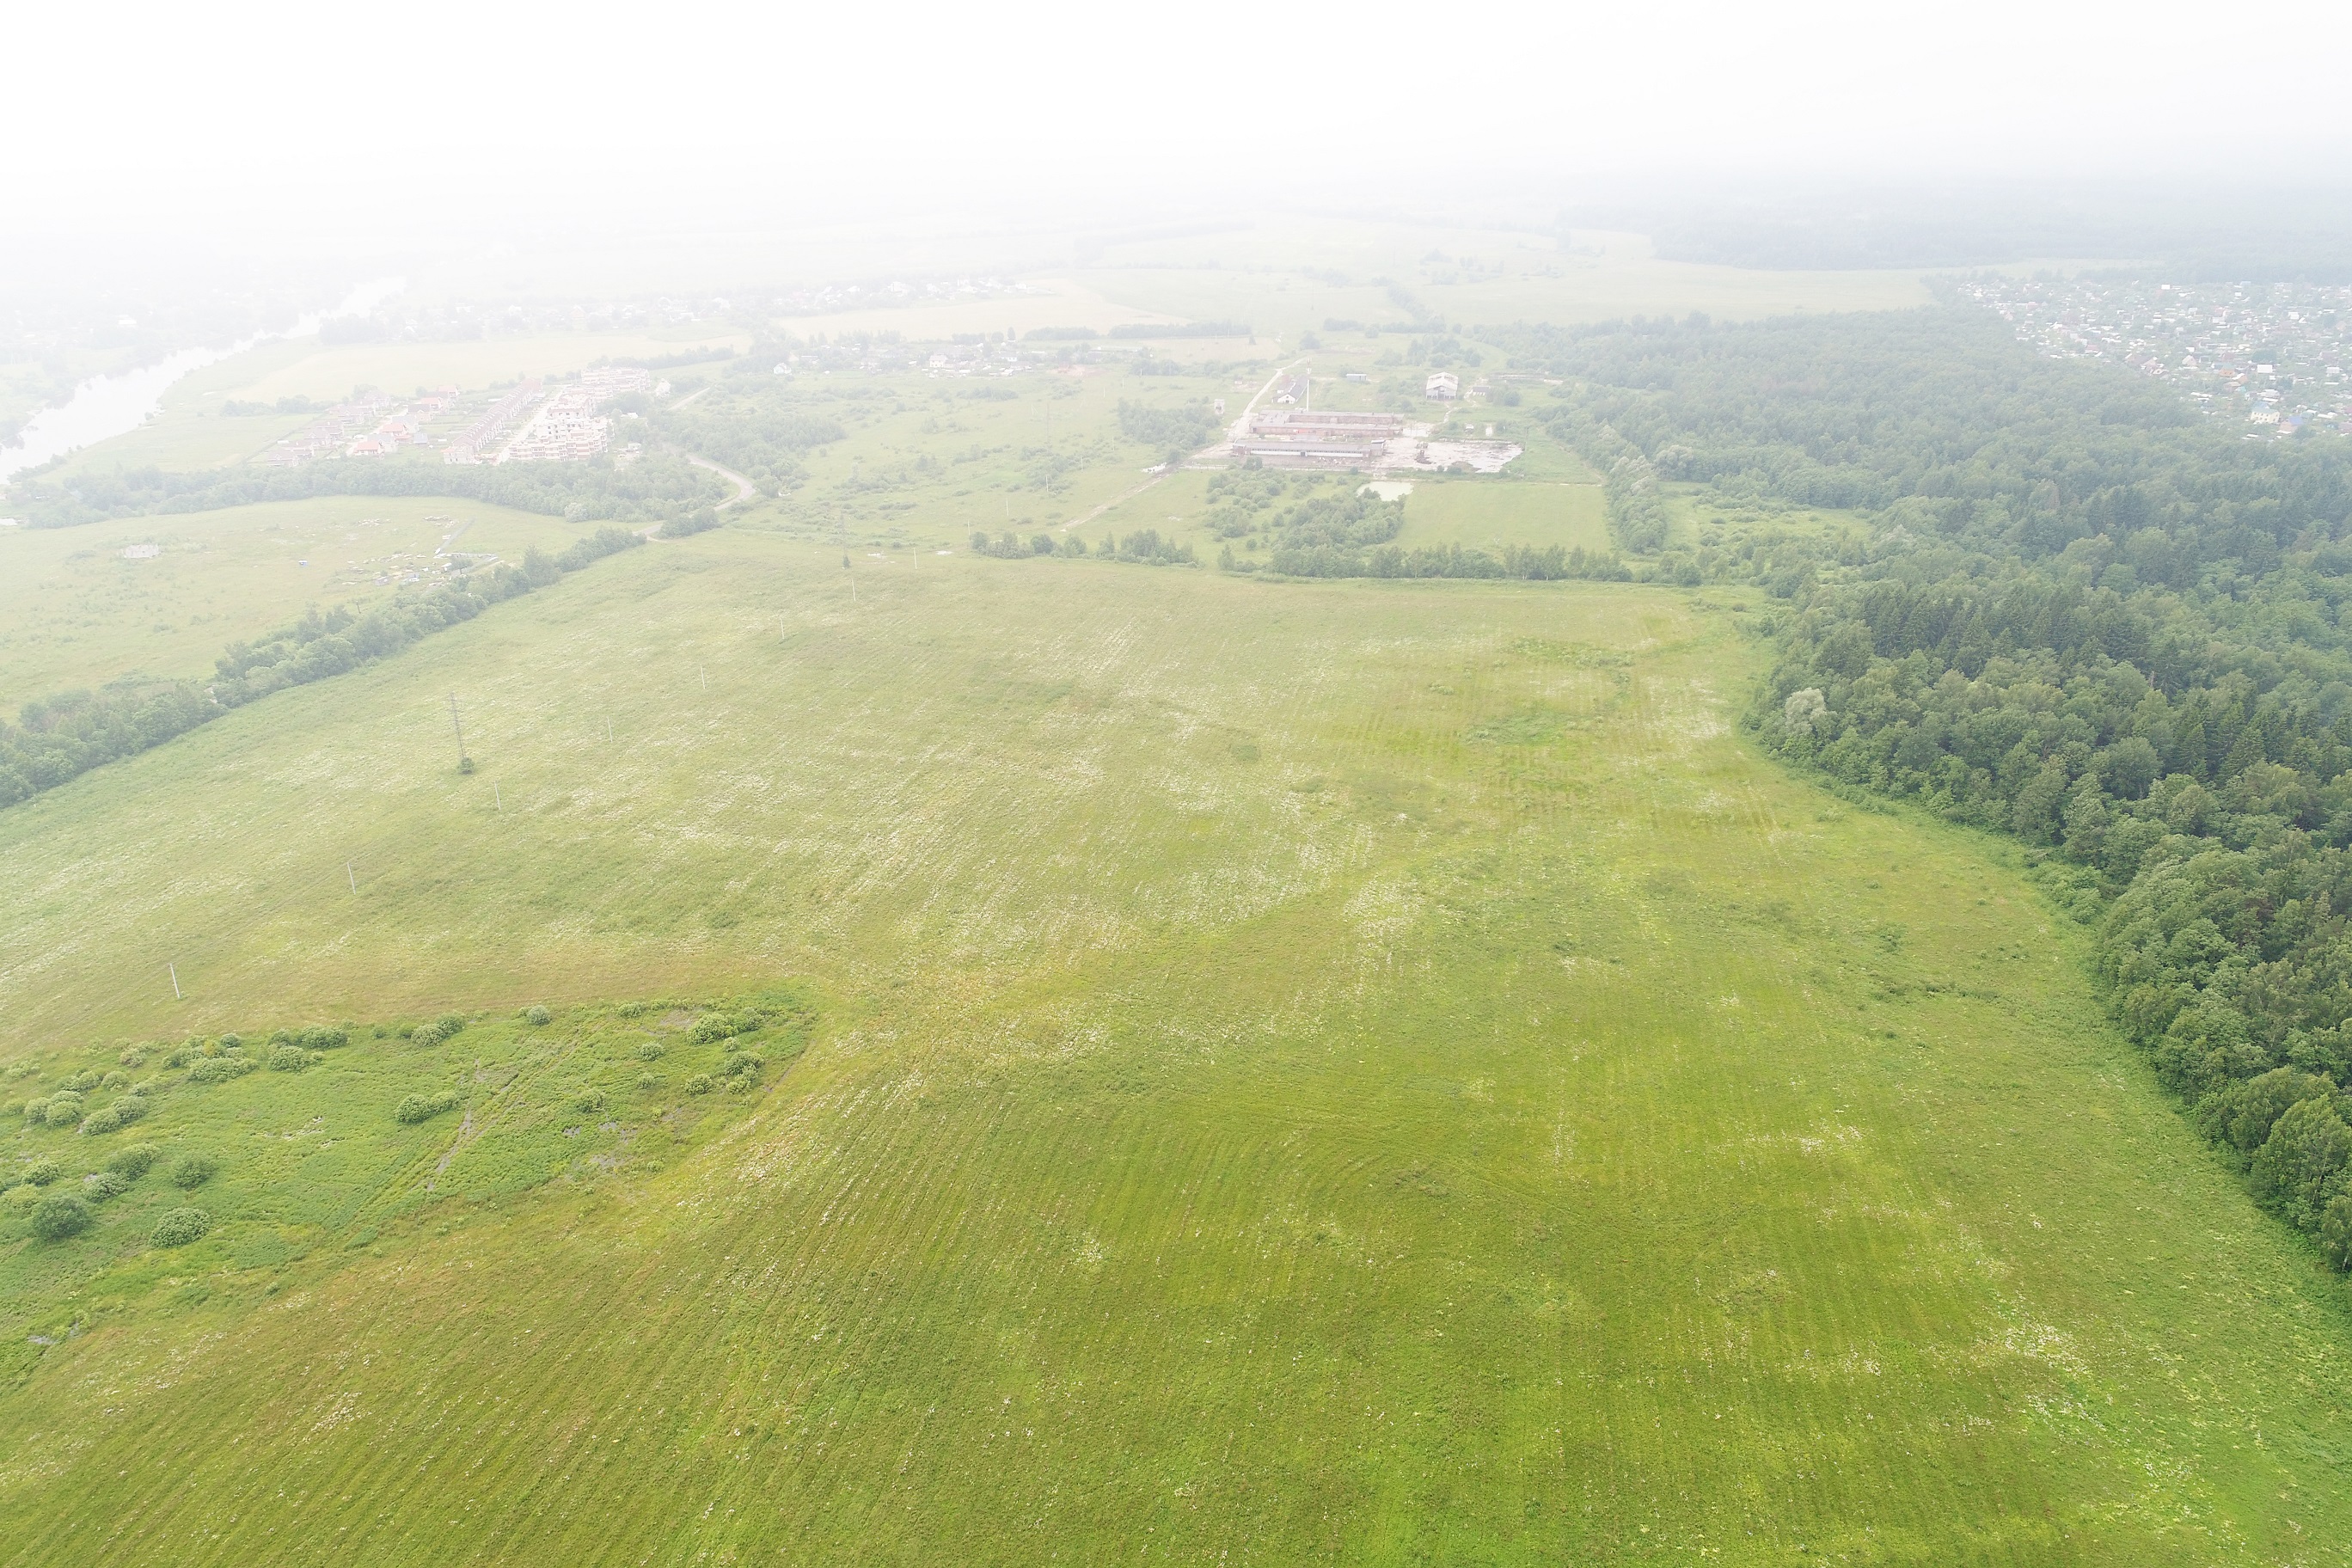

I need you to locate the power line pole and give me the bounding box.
[447,693,471,772]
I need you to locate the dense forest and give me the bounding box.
[1505,305,2352,1266]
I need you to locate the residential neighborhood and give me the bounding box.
[1961,276,2352,438]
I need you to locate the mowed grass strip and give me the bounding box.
[0,536,2347,1562]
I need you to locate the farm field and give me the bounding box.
[1077,222,1938,340]
[0,496,614,706]
[755,274,1176,343]
[2,532,2349,1561]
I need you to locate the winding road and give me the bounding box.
[687,454,759,509]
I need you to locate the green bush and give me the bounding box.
[188,1055,257,1085]
[107,1144,156,1179]
[300,1025,349,1050]
[117,1045,147,1068]
[634,1070,661,1090]
[83,1094,147,1136]
[43,1095,83,1128]
[685,1074,714,1095]
[22,1157,59,1186]
[150,1207,211,1247]
[83,1171,129,1201]
[635,1041,665,1061]
[168,1152,217,1189]
[574,1089,608,1115]
[269,1046,311,1072]
[217,1032,242,1050]
[31,1193,92,1240]
[687,1014,737,1044]
[525,1004,552,1026]
[63,1069,101,1093]
[394,1089,462,1124]
[726,1051,765,1079]
[99,1069,129,1090]
[411,1013,468,1047]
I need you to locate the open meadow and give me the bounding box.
[0,497,617,707]
[1,527,2349,1563]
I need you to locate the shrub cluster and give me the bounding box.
[79,1091,149,1135]
[394,1089,462,1124]
[31,1194,91,1240]
[969,530,1060,559]
[409,1014,468,1047]
[150,1207,211,1247]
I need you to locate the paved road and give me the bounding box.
[687,454,759,509]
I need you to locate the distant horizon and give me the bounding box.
[8,0,2349,257]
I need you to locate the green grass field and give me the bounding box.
[3,529,2350,1563]
[0,497,619,707]
[1395,481,1610,553]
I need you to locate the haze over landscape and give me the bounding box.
[6,3,2352,1563]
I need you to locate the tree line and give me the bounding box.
[0,528,643,811]
[9,454,725,530]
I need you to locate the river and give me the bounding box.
[0,275,406,487]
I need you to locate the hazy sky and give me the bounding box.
[8,0,2349,248]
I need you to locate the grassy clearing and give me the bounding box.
[1,535,2349,1560]
[0,497,616,707]
[736,366,1234,547]
[1394,480,1610,554]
